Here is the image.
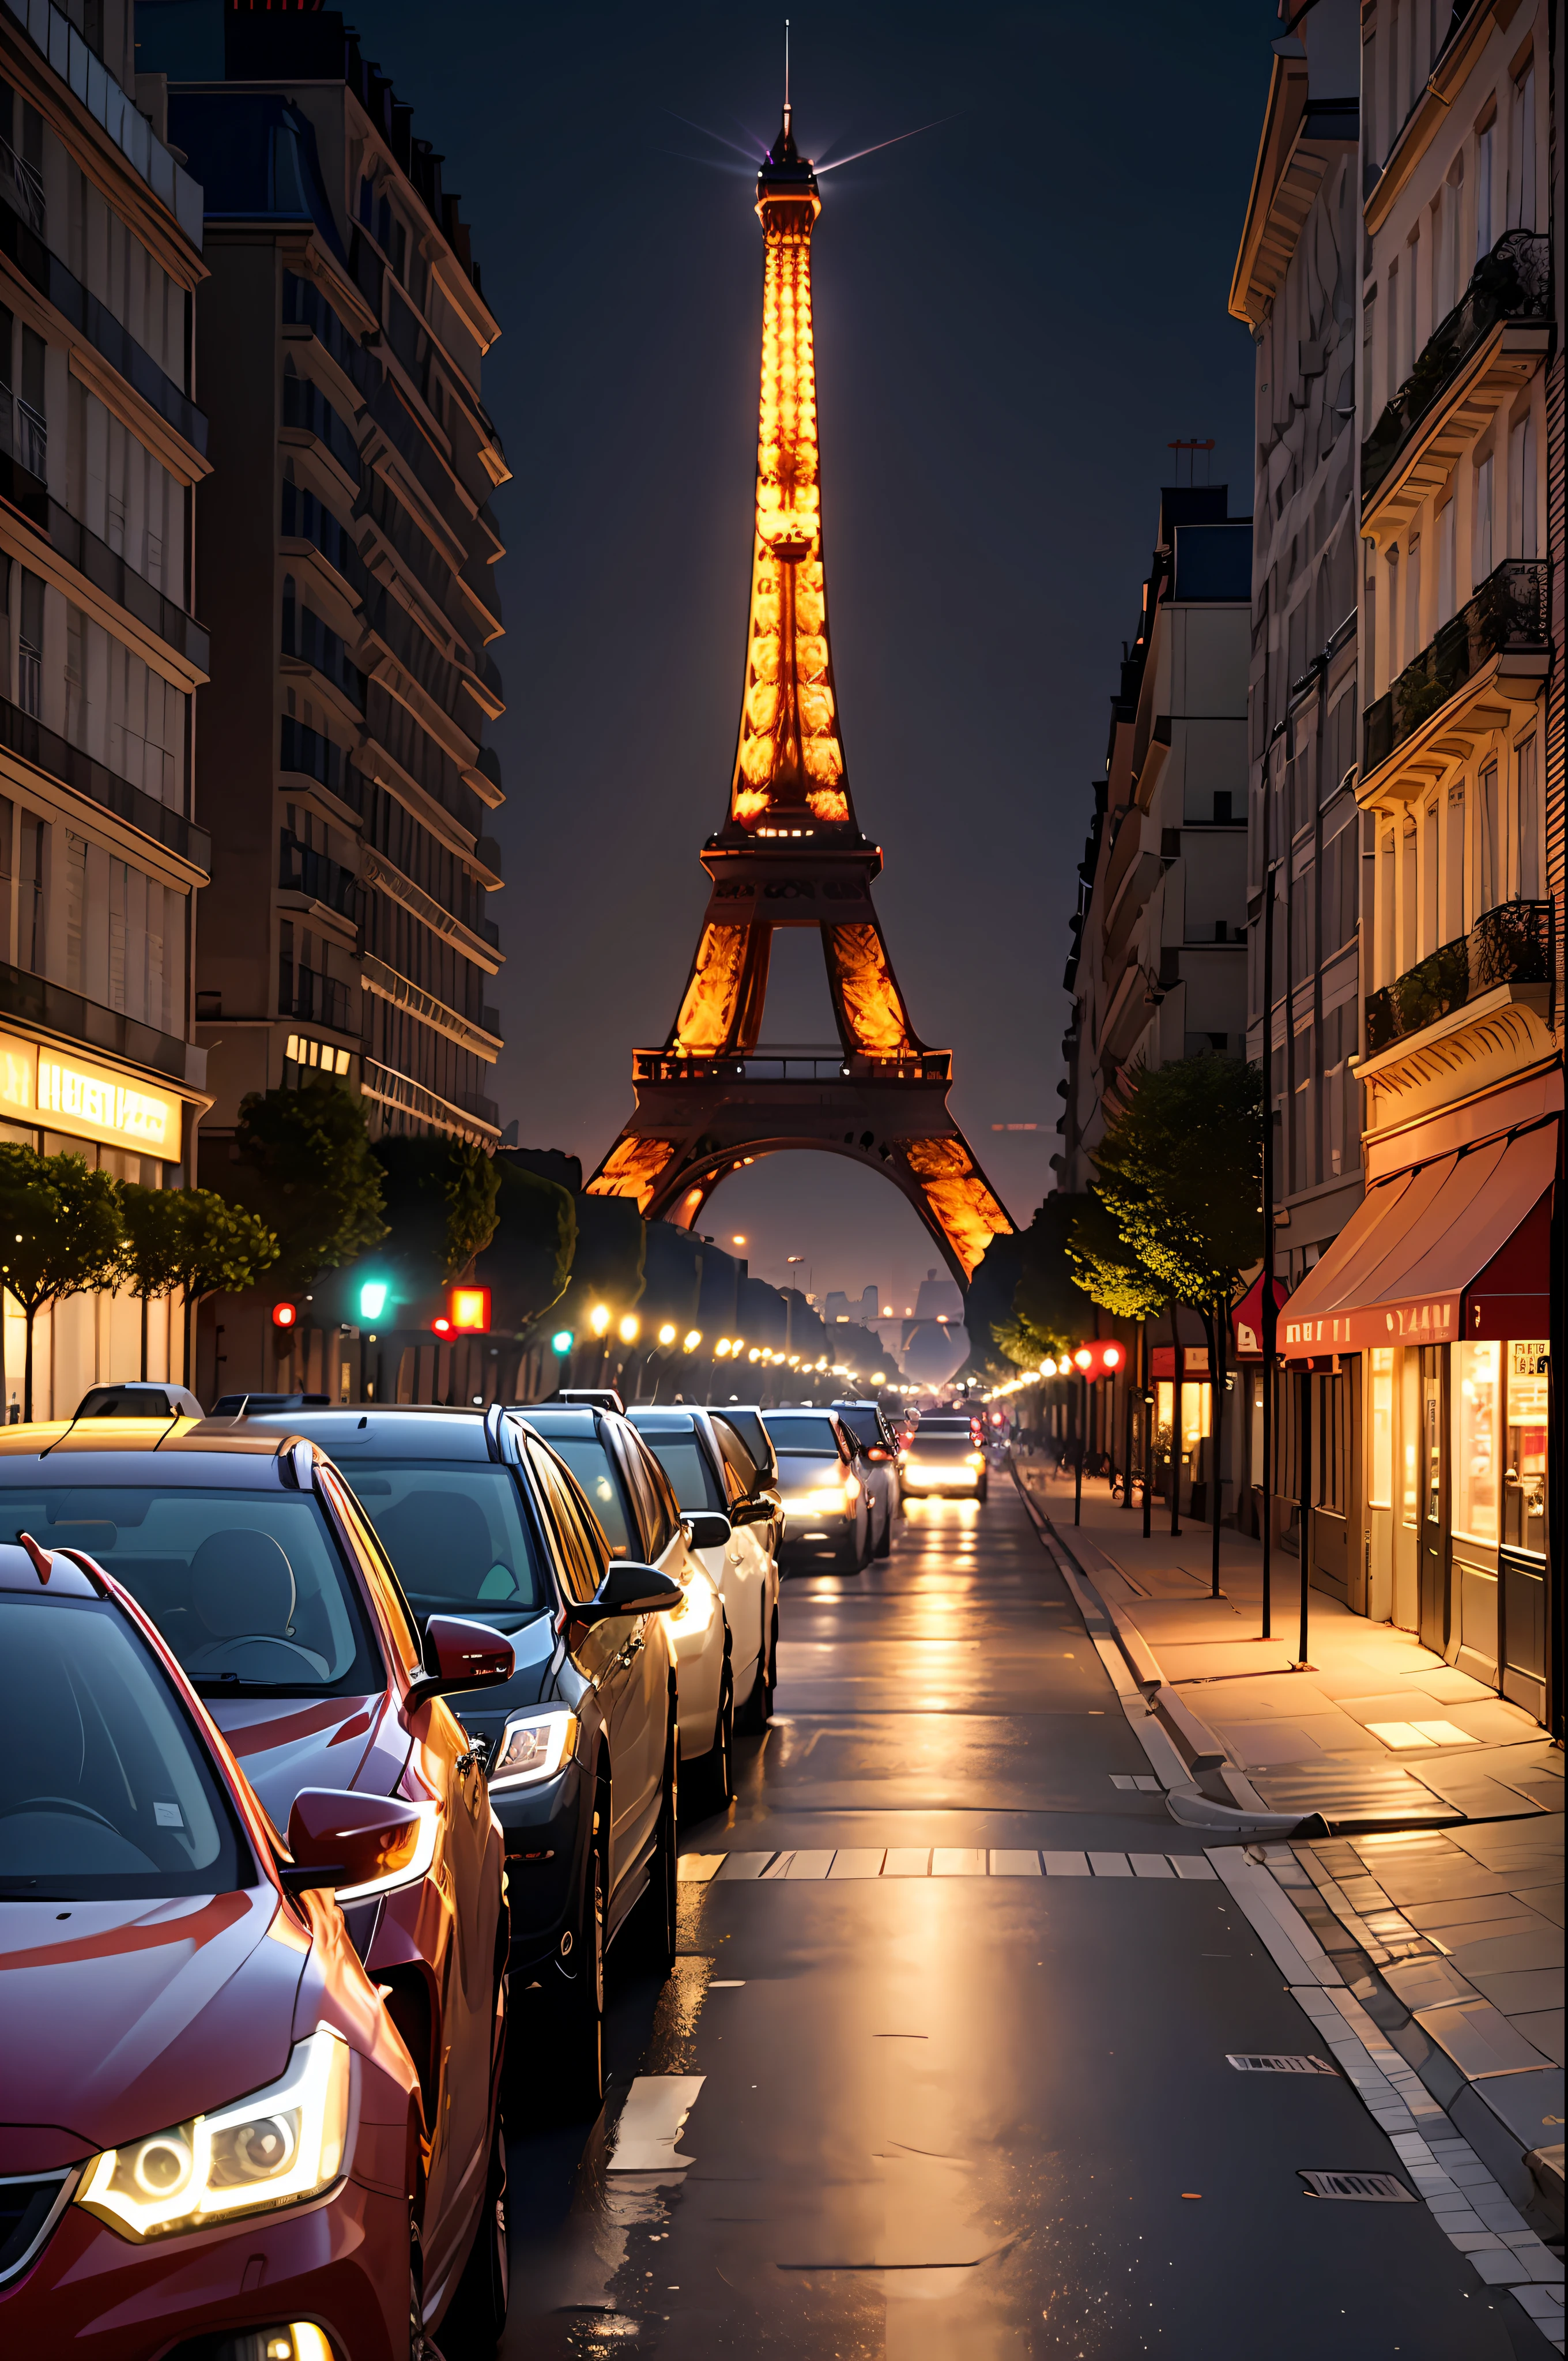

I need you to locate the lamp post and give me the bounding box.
[1261,851,1278,1640]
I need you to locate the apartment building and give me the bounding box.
[1053,484,1252,1505]
[151,4,507,1161]
[1269,1,1560,1732]
[0,0,209,1412]
[1229,5,1363,1591]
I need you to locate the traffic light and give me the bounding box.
[449,1287,491,1333]
[550,1327,574,1355]
[1070,1340,1124,1377]
[272,1302,298,1330]
[357,1278,389,1322]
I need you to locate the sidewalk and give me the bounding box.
[1012,1450,1564,2311]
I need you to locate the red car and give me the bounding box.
[0,1434,515,2358]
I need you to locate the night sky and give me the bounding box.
[162,1,1274,1314]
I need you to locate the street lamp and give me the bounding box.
[589,1304,610,1337]
[658,1322,676,1345]
[618,1314,639,1345]
[684,1329,702,1352]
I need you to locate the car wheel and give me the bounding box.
[442,2110,510,2349]
[557,1820,606,2115]
[694,1653,735,1809]
[873,1500,892,1558]
[642,1711,679,1975]
[977,1479,989,1504]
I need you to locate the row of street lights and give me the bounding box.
[545,1303,903,1396]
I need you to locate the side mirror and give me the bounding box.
[405,1615,516,1713]
[574,1561,684,1621]
[283,1787,425,1893]
[684,1510,732,1550]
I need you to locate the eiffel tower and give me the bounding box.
[587,104,1012,1284]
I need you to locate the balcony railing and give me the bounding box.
[1365,899,1555,1055]
[0,958,191,1081]
[279,832,361,920]
[632,1045,953,1085]
[1363,559,1547,775]
[0,692,209,871]
[1362,230,1551,506]
[282,968,357,1035]
[0,135,43,236]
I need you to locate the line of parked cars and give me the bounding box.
[0,1379,984,2355]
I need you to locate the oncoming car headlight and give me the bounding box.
[77,2029,351,2241]
[488,1708,578,1790]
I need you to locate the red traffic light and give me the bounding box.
[1071,1340,1124,1377]
[449,1286,491,1333]
[431,1315,452,1337]
[272,1302,298,1330]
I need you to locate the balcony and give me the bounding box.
[279,832,361,921]
[632,1044,952,1086]
[1362,231,1551,542]
[1364,900,1554,1057]
[1362,559,1548,786]
[0,959,195,1083]
[282,968,357,1035]
[0,135,43,236]
[0,693,209,873]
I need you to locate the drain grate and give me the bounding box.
[1299,2170,1413,2202]
[1227,2053,1337,2076]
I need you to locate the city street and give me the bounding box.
[501,1477,1540,2359]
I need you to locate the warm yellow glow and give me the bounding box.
[748,1347,761,1362]
[899,1138,1014,1279]
[589,1134,677,1210]
[618,1314,640,1344]
[658,1323,677,1345]
[671,924,751,1053]
[684,1329,702,1351]
[732,1234,747,1245]
[589,1304,611,1337]
[824,923,914,1054]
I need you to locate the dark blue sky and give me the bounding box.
[156,0,1274,1311]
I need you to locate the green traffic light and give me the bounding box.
[359,1280,389,1321]
[551,1329,573,1355]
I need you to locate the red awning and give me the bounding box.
[1279,1122,1556,1359]
[1232,1274,1289,1360]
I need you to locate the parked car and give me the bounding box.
[830,1400,900,1556]
[707,1405,785,1557]
[73,1381,205,1421]
[626,1406,780,1729]
[522,1402,736,1811]
[899,1415,989,1502]
[227,1403,682,2111]
[0,1525,507,2358]
[759,1409,873,1572]
[0,1417,515,2334]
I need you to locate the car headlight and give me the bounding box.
[843,1475,860,1504]
[967,1451,985,1468]
[77,2029,351,2242]
[489,1707,578,1790]
[789,1487,850,1515]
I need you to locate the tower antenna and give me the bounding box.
[783,18,790,131]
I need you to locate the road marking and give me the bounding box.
[827,1849,886,1877]
[680,1847,1220,1881]
[608,2075,706,2174]
[677,1854,726,1883]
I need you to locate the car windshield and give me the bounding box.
[763,1415,842,1455]
[636,1433,723,1514]
[338,1461,548,1627]
[834,1408,883,1448]
[536,1439,632,1557]
[0,1484,378,1697]
[0,1594,246,1900]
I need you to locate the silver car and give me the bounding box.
[627,1406,780,1730]
[760,1409,873,1574]
[830,1400,899,1557]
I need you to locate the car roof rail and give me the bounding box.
[483,1400,510,1462]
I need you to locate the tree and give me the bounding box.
[0,1146,123,1419]
[120,1186,280,1383]
[475,1158,576,1331]
[1066,1190,1166,1323]
[1090,1054,1264,1582]
[222,1082,386,1289]
[372,1134,502,1299]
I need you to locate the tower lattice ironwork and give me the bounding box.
[587,108,1013,1284]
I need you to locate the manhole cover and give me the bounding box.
[1299,2170,1413,2201]
[1227,2054,1337,2075]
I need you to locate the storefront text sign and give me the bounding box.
[1281,1299,1456,1355]
[0,1028,179,1154]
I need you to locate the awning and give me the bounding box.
[1232,1274,1289,1360]
[1280,1122,1556,1359]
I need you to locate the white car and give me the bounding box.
[526,1403,737,1810]
[831,1399,899,1557]
[628,1406,779,1731]
[761,1408,874,1574]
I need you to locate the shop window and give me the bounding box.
[1369,1348,1393,1507]
[1401,1352,1420,1524]
[1422,1350,1443,1525]
[1503,1341,1548,1555]
[1452,1340,1500,1542]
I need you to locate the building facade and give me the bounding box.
[1233,0,1560,1734]
[0,0,210,1412]
[1053,486,1252,1506]
[1229,5,1364,1590]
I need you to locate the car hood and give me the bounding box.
[0,1888,301,2164]
[204,1692,403,1828]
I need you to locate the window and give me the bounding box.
[1473,451,1493,583]
[1422,797,1439,952]
[1402,1351,1420,1523]
[1370,1348,1394,1506]
[1502,1341,1547,1555]
[63,829,85,991]
[1516,734,1539,898]
[525,1443,606,1604]
[1452,1340,1500,1542]
[1509,59,1536,229]
[1476,760,1499,912]
[1475,120,1494,260]
[1511,409,1537,557]
[545,1437,634,1558]
[1404,532,1421,663]
[638,1431,726,1510]
[337,1459,548,1624]
[18,808,42,971]
[17,567,42,716]
[1443,785,1464,940]
[620,1431,676,1559]
[1436,497,1455,625]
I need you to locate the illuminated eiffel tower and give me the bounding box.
[587,104,1012,1283]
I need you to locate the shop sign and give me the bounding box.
[0,1028,180,1154]
[1282,1299,1456,1353]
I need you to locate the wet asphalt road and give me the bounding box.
[493,1478,1543,2360]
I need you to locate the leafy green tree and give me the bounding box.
[474,1158,576,1332]
[372,1135,502,1300]
[120,1186,279,1382]
[221,1082,386,1290]
[0,1147,123,1419]
[1066,1189,1166,1322]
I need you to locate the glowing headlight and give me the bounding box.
[77,2029,351,2242]
[785,1487,849,1515]
[332,1799,439,1904]
[967,1451,985,1468]
[488,1708,578,1790]
[843,1476,860,1503]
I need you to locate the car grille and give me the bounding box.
[0,2168,74,2286]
